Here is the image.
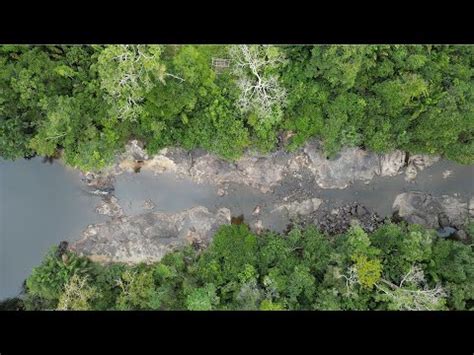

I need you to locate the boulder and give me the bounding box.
[70,206,231,264]
[469,197,474,218]
[273,198,323,218]
[392,192,468,229]
[95,196,124,218]
[304,143,381,189]
[380,150,406,177]
[252,220,264,235]
[405,154,440,181]
[123,140,148,161]
[82,172,115,196]
[142,199,156,210]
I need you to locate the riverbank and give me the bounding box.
[1,142,473,299]
[69,140,474,264]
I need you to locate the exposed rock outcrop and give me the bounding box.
[142,199,156,210]
[405,154,440,181]
[380,150,406,177]
[81,172,115,196]
[273,197,323,218]
[469,197,474,218]
[304,142,381,189]
[298,203,384,235]
[69,206,231,264]
[392,192,469,230]
[86,139,442,193]
[95,196,124,218]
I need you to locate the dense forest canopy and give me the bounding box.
[0,45,473,170]
[11,223,474,311]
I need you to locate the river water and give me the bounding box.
[1,157,473,300]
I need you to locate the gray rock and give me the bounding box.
[392,192,468,229]
[142,199,156,210]
[252,220,264,235]
[95,196,124,218]
[436,226,457,238]
[252,205,261,216]
[70,206,231,264]
[469,197,474,218]
[453,230,469,242]
[380,150,406,177]
[405,154,440,181]
[124,140,149,161]
[273,198,323,218]
[439,195,469,227]
[304,144,381,189]
[82,172,115,196]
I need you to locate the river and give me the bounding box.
[1,157,473,300]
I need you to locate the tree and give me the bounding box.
[185,283,219,310]
[57,274,98,310]
[375,265,447,311]
[26,248,91,302]
[96,45,166,122]
[229,45,287,119]
[115,269,157,310]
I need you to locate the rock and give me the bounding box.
[442,170,453,179]
[356,205,369,217]
[404,164,418,182]
[405,154,440,181]
[439,195,469,227]
[453,230,469,242]
[56,241,69,257]
[307,203,383,235]
[469,197,474,218]
[70,206,231,264]
[124,140,148,161]
[252,205,261,216]
[274,198,323,218]
[142,199,156,210]
[82,172,115,196]
[253,220,264,235]
[95,196,124,218]
[392,192,468,229]
[217,188,226,197]
[380,150,406,177]
[304,143,381,189]
[438,213,450,228]
[436,226,457,238]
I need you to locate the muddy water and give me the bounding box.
[1,157,473,300]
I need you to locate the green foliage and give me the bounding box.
[115,268,158,310]
[353,255,382,289]
[23,221,474,311]
[1,45,472,168]
[26,247,91,302]
[279,45,473,163]
[185,283,219,310]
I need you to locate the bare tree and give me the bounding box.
[97,45,184,122]
[375,265,447,311]
[57,274,97,310]
[228,45,287,121]
[338,262,447,310]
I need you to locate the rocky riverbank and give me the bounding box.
[83,139,440,195]
[69,206,231,264]
[68,140,472,265]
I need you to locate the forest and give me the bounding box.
[6,222,473,311]
[1,45,473,312]
[1,45,473,170]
